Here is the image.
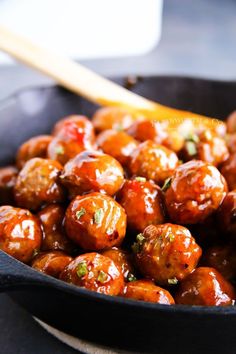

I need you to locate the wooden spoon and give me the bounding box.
[0,25,223,131]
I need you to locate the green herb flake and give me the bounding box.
[168,277,178,285]
[127,273,137,282]
[186,133,199,144]
[115,123,124,132]
[168,233,175,242]
[94,208,104,225]
[136,233,145,243]
[135,176,146,182]
[97,270,108,283]
[55,145,65,155]
[76,262,88,278]
[186,141,197,156]
[76,208,86,220]
[162,177,172,192]
[132,233,145,254]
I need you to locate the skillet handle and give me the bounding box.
[0,251,56,292]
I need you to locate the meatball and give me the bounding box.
[48,115,96,165]
[220,153,236,191]
[0,206,42,263]
[226,111,236,134]
[217,191,236,237]
[52,115,95,145]
[92,107,141,132]
[129,140,179,185]
[31,251,73,278]
[16,135,52,169]
[126,120,168,144]
[14,158,65,211]
[60,252,124,295]
[60,151,124,198]
[122,279,174,304]
[38,204,75,254]
[175,267,235,306]
[96,130,138,167]
[65,193,127,250]
[102,247,136,282]
[197,133,229,166]
[201,244,236,281]
[181,131,229,166]
[133,224,202,286]
[0,166,18,205]
[165,160,227,224]
[117,178,165,232]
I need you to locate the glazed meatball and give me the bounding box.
[0,166,18,205]
[129,140,179,185]
[48,115,96,165]
[217,191,236,237]
[197,131,229,166]
[60,252,124,295]
[96,130,138,167]
[226,111,236,134]
[133,224,202,286]
[126,120,168,144]
[117,178,165,232]
[175,267,235,306]
[0,206,42,263]
[16,135,52,169]
[181,131,229,166]
[122,279,174,304]
[38,204,75,254]
[220,153,236,190]
[201,244,236,281]
[52,115,95,139]
[14,158,65,211]
[31,251,73,278]
[92,107,142,132]
[60,151,124,198]
[165,160,227,224]
[102,247,136,282]
[65,193,127,250]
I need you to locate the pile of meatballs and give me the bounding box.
[1,107,236,307]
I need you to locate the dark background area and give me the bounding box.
[0,0,236,353]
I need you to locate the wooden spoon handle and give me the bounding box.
[0,25,222,130]
[0,25,156,111]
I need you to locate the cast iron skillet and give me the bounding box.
[0,76,236,354]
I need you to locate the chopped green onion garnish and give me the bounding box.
[168,277,178,285]
[55,146,65,155]
[94,208,104,225]
[127,273,137,282]
[76,262,88,278]
[115,123,123,132]
[135,176,146,182]
[186,133,199,144]
[97,270,108,283]
[76,208,86,220]
[186,141,197,156]
[162,177,172,192]
[132,233,145,254]
[169,234,175,242]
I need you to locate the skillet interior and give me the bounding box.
[0,76,236,353]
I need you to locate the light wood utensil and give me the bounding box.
[0,25,223,130]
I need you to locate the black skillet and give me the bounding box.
[0,76,236,354]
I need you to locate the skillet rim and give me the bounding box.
[0,75,236,317]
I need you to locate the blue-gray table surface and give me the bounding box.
[0,0,236,353]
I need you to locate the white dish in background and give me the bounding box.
[0,0,163,65]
